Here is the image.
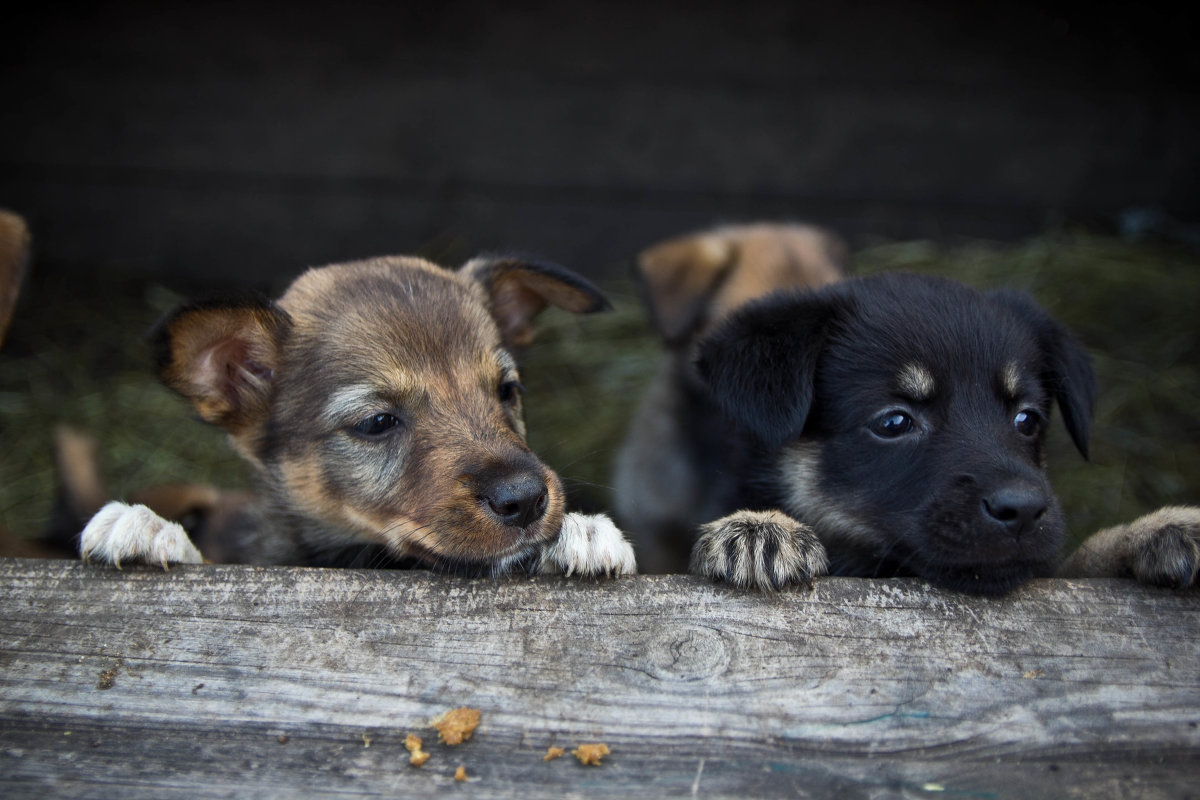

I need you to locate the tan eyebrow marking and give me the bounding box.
[896,363,935,400]
[1001,361,1021,400]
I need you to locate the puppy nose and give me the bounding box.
[982,483,1047,536]
[482,473,549,529]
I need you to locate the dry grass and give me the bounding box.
[1,231,1196,551]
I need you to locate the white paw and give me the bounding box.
[537,513,637,577]
[80,501,203,569]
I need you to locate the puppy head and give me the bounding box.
[155,254,609,570]
[636,223,846,347]
[697,273,1096,594]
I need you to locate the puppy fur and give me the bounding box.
[80,253,636,577]
[613,223,848,572]
[0,209,30,347]
[690,271,1200,594]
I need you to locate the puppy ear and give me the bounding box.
[635,230,736,344]
[0,209,31,346]
[989,289,1096,459]
[153,297,292,434]
[695,291,838,447]
[460,255,610,349]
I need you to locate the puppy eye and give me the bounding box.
[869,410,915,439]
[498,380,524,404]
[1013,408,1043,437]
[351,413,403,439]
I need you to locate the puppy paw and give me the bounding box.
[1125,507,1200,588]
[691,510,828,590]
[537,513,637,578]
[80,501,204,569]
[1062,505,1200,588]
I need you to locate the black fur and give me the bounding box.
[695,272,1096,595]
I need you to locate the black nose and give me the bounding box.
[482,473,549,529]
[982,483,1048,536]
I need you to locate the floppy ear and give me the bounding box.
[635,229,736,345]
[0,209,31,346]
[460,255,610,349]
[153,297,292,434]
[694,290,839,447]
[989,289,1096,459]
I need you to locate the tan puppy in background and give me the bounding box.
[613,223,848,572]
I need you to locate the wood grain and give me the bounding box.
[1,559,1197,798]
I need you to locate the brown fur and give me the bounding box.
[147,253,608,571]
[0,209,30,347]
[613,222,848,572]
[0,210,32,557]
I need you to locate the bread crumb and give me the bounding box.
[431,707,481,746]
[543,746,565,762]
[454,765,467,782]
[405,733,430,767]
[572,743,610,766]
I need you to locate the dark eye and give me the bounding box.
[351,413,403,439]
[869,410,916,439]
[498,380,524,404]
[1013,408,1043,437]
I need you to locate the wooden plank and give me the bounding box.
[0,559,1197,798]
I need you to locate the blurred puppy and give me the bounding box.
[613,223,847,572]
[691,271,1200,594]
[80,254,636,577]
[0,209,29,347]
[0,209,52,559]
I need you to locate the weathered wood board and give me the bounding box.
[1,559,1198,799]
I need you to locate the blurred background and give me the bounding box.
[1,0,1197,555]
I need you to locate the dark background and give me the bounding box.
[3,0,1198,286]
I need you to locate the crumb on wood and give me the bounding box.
[431,707,481,746]
[277,735,289,745]
[362,732,372,747]
[543,746,565,762]
[454,765,467,782]
[405,733,430,767]
[96,667,119,690]
[1023,669,1045,679]
[573,743,610,766]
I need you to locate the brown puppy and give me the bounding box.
[613,223,848,572]
[0,210,49,559]
[0,209,30,347]
[80,254,636,577]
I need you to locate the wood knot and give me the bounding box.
[639,625,730,682]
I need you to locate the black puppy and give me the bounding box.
[690,272,1200,594]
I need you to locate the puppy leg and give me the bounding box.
[1060,506,1200,588]
[80,502,204,569]
[691,510,828,590]
[536,513,637,577]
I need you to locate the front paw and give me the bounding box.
[536,513,637,577]
[691,510,828,590]
[80,501,204,569]
[1126,506,1200,588]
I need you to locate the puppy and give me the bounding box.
[687,271,1199,594]
[0,208,30,347]
[0,209,49,559]
[613,223,847,572]
[80,254,636,578]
